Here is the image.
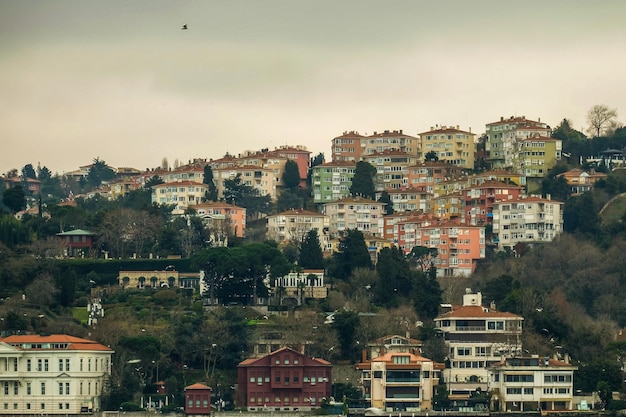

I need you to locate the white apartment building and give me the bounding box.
[322,196,385,238]
[151,180,208,214]
[434,290,523,397]
[492,196,564,250]
[485,116,551,170]
[487,356,577,412]
[0,334,113,415]
[265,209,329,247]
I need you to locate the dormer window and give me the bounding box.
[392,356,410,364]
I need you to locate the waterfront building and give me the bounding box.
[0,334,113,415]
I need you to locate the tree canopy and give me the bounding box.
[349,161,376,199]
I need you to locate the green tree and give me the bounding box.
[203,165,218,202]
[2,185,26,213]
[223,174,272,219]
[144,175,164,190]
[307,152,325,188]
[424,150,439,162]
[329,229,371,280]
[299,229,324,269]
[22,163,37,180]
[373,247,411,308]
[36,164,52,181]
[87,157,116,188]
[276,190,303,212]
[349,161,376,199]
[377,190,394,215]
[563,192,599,235]
[331,310,360,361]
[282,159,301,191]
[412,266,442,320]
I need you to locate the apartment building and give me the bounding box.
[491,195,564,250]
[323,196,385,238]
[397,220,485,277]
[273,269,327,304]
[418,126,476,169]
[384,186,432,213]
[0,334,113,415]
[485,116,551,170]
[266,209,329,246]
[487,356,577,412]
[406,162,467,194]
[462,180,524,226]
[151,180,209,214]
[356,350,443,412]
[193,201,247,239]
[434,291,523,398]
[331,131,367,162]
[236,347,332,411]
[517,136,562,178]
[311,161,356,204]
[363,149,416,192]
[213,165,277,201]
[433,192,464,221]
[364,130,420,157]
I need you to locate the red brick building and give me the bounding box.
[185,383,212,416]
[237,347,332,411]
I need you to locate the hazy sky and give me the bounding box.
[1,1,625,174]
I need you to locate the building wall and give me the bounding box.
[323,197,384,238]
[311,162,356,204]
[419,126,476,169]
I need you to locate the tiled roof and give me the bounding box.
[272,208,325,217]
[1,334,113,352]
[438,305,522,319]
[186,383,212,390]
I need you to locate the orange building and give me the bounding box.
[462,180,524,225]
[194,201,247,239]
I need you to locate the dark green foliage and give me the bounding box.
[0,214,32,248]
[22,163,37,180]
[331,310,360,361]
[412,267,442,320]
[373,247,411,308]
[349,161,376,199]
[2,185,26,213]
[307,152,324,188]
[377,191,394,215]
[329,229,371,280]
[203,165,218,202]
[563,192,599,234]
[424,150,439,162]
[87,157,116,188]
[574,359,623,393]
[282,159,301,191]
[223,173,272,219]
[299,229,324,269]
[276,189,304,211]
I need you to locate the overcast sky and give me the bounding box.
[1,0,625,174]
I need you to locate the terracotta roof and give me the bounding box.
[154,180,207,187]
[494,195,564,204]
[272,208,325,217]
[1,334,113,352]
[437,305,522,319]
[335,131,365,138]
[368,130,416,138]
[418,127,473,135]
[186,383,212,390]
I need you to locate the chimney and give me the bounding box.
[361,349,368,363]
[500,116,504,121]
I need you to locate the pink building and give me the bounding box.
[462,180,524,225]
[194,201,246,238]
[237,347,332,411]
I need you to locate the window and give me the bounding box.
[27,359,31,372]
[41,383,46,395]
[27,383,31,395]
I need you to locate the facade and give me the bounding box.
[193,201,247,240]
[485,116,551,170]
[118,270,200,290]
[184,383,212,416]
[385,186,432,213]
[236,347,332,411]
[407,162,467,194]
[556,168,607,194]
[266,146,311,188]
[487,356,577,412]
[517,136,562,178]
[434,291,523,397]
[418,126,476,169]
[364,130,420,157]
[151,180,209,214]
[356,350,443,412]
[366,335,423,361]
[491,196,564,250]
[363,150,416,192]
[273,269,327,304]
[396,220,485,277]
[433,192,464,221]
[0,334,113,415]
[462,181,524,226]
[323,196,385,238]
[213,165,277,202]
[265,209,329,246]
[331,131,367,162]
[311,161,356,204]
[56,229,96,257]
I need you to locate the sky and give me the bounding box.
[1,0,625,175]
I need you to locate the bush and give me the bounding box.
[120,402,144,411]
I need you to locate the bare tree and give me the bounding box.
[586,104,618,137]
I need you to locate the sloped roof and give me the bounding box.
[1,334,113,352]
[437,304,522,319]
[56,229,95,236]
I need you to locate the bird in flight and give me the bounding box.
[181,24,188,30]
